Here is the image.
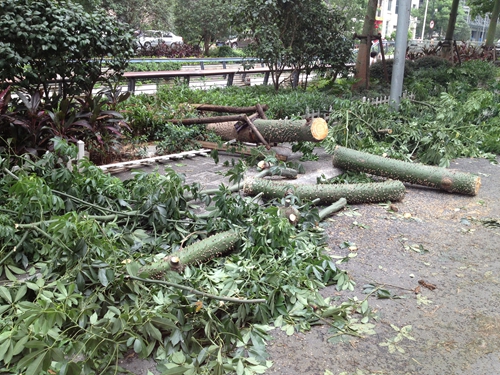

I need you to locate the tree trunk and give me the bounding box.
[206,118,328,143]
[485,0,500,47]
[331,146,481,195]
[354,0,378,90]
[139,230,242,277]
[442,0,460,60]
[243,178,406,204]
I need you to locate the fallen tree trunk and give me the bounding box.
[139,230,242,277]
[331,146,481,196]
[206,118,328,143]
[243,178,406,204]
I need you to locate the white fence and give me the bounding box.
[303,91,415,121]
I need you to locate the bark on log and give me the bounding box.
[169,115,246,126]
[206,118,328,144]
[139,230,242,277]
[192,104,268,113]
[243,178,406,204]
[331,146,481,196]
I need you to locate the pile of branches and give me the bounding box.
[0,139,366,375]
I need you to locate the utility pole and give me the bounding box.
[389,0,411,110]
[421,0,429,40]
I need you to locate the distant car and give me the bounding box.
[136,30,183,48]
[216,35,253,49]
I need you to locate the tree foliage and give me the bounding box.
[230,0,352,90]
[410,0,469,40]
[0,0,133,101]
[173,0,232,55]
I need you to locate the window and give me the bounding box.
[395,0,399,14]
[388,0,393,11]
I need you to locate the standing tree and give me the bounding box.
[173,0,232,56]
[325,0,367,35]
[284,0,353,89]
[468,0,500,47]
[441,0,460,59]
[354,0,377,90]
[230,0,352,90]
[411,0,469,40]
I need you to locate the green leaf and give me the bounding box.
[236,359,244,375]
[161,366,190,375]
[14,284,27,303]
[0,286,12,304]
[12,335,29,355]
[17,349,45,373]
[60,361,81,375]
[4,267,17,282]
[25,350,47,375]
[0,339,11,362]
[7,264,26,275]
[360,299,369,314]
[126,261,140,277]
[89,312,98,325]
[133,338,143,354]
[98,268,108,286]
[171,351,186,365]
[0,305,10,315]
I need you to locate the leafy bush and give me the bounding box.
[412,56,452,71]
[136,43,202,58]
[0,0,133,102]
[0,86,131,163]
[369,58,415,82]
[213,45,245,57]
[126,61,183,72]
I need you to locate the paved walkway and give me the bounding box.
[114,145,342,189]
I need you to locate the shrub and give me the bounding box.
[125,61,184,72]
[413,56,452,70]
[136,43,202,58]
[0,0,133,102]
[369,59,415,82]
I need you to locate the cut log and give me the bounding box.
[206,118,328,144]
[243,178,406,204]
[192,104,268,113]
[139,230,242,277]
[331,146,481,196]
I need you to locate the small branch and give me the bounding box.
[126,275,266,304]
[409,99,435,109]
[244,114,271,150]
[256,103,268,119]
[24,225,75,253]
[318,198,347,221]
[377,128,393,134]
[0,231,30,267]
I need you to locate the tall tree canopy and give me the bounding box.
[230,0,352,90]
[173,0,231,55]
[74,0,176,31]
